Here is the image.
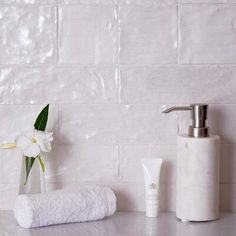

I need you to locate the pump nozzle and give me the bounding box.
[162,104,209,138]
[162,106,192,113]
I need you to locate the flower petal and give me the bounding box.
[15,136,31,150]
[33,130,53,153]
[34,130,53,142]
[37,139,51,152]
[23,143,40,157]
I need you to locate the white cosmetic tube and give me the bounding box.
[141,158,163,217]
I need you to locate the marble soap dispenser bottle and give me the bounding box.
[163,104,220,222]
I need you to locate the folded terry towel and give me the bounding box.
[14,186,116,228]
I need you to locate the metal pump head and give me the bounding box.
[162,104,209,138]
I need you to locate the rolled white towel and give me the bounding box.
[14,186,116,228]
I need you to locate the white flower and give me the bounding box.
[15,130,53,157]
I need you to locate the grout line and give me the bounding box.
[119,63,236,66]
[117,144,120,179]
[177,111,180,135]
[0,4,58,7]
[116,2,120,65]
[56,104,62,145]
[178,2,236,6]
[0,63,119,67]
[2,102,236,106]
[0,156,2,186]
[45,143,179,147]
[57,1,117,6]
[0,1,235,7]
[70,182,236,186]
[1,1,236,7]
[47,180,176,185]
[2,63,236,67]
[177,3,180,64]
[56,4,60,65]
[116,3,121,104]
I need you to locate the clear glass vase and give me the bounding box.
[19,156,46,194]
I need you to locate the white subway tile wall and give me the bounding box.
[0,6,57,64]
[179,5,236,64]
[0,0,235,212]
[119,4,177,65]
[59,5,117,64]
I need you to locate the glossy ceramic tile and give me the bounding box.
[0,68,12,103]
[44,144,119,183]
[0,6,56,64]
[121,66,236,104]
[220,145,236,184]
[59,5,117,64]
[0,149,21,184]
[179,5,236,64]
[1,66,118,104]
[59,104,178,145]
[0,184,18,210]
[116,105,178,145]
[58,104,124,145]
[110,183,145,211]
[220,184,236,211]
[119,4,177,65]
[119,144,176,183]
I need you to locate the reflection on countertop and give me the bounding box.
[1,211,236,236]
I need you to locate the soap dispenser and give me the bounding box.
[163,104,220,222]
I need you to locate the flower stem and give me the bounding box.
[38,156,45,173]
[24,156,35,186]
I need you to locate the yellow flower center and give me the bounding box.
[31,137,37,143]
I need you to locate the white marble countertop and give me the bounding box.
[1,211,236,236]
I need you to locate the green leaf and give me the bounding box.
[38,156,45,173]
[34,104,49,131]
[24,156,35,185]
